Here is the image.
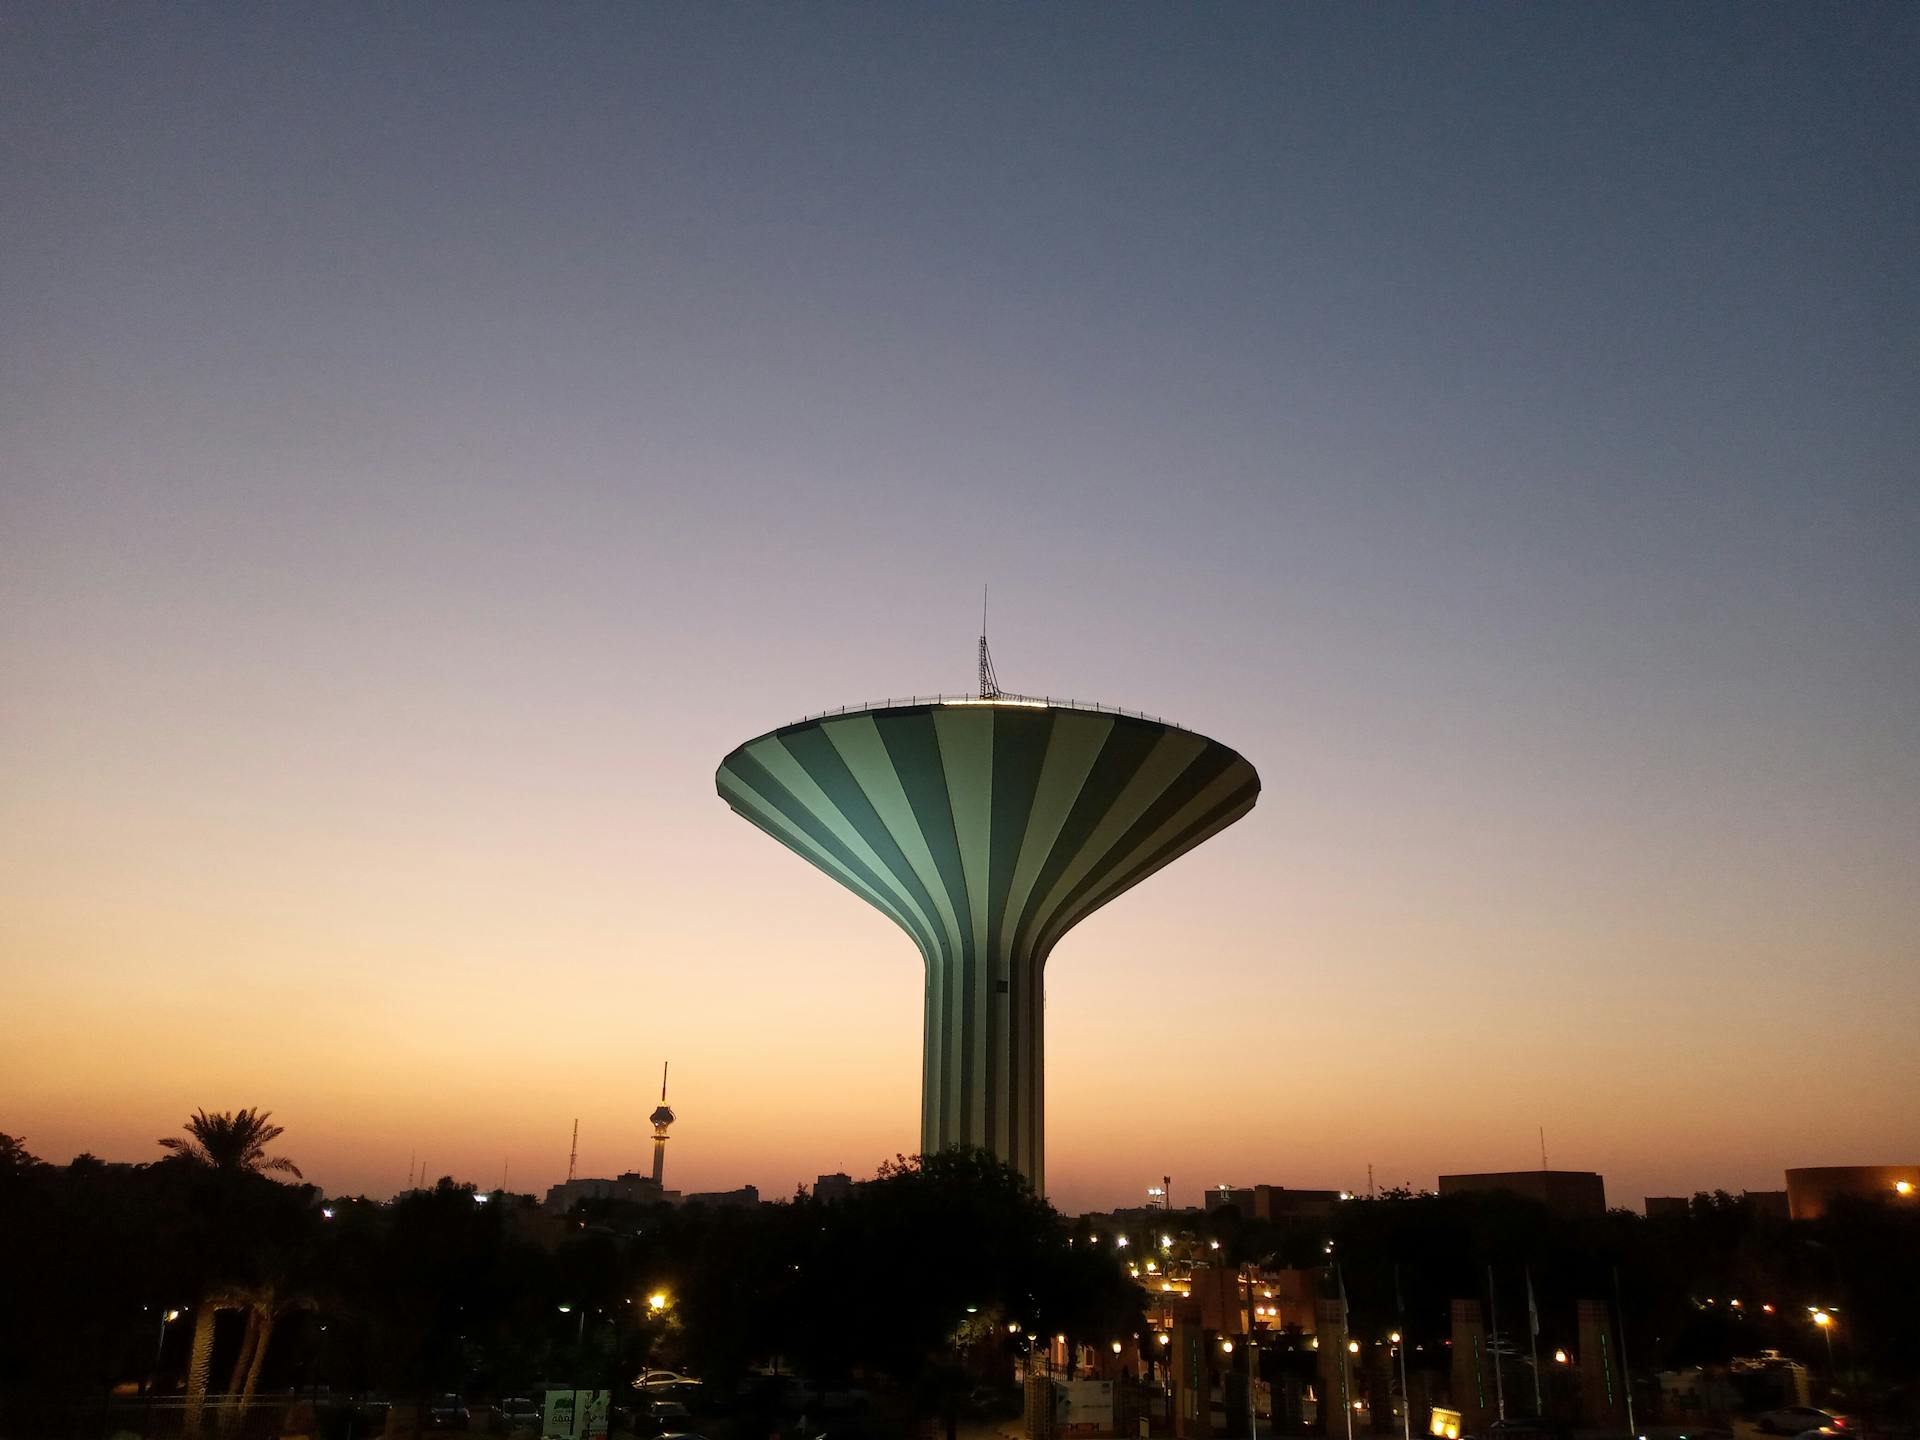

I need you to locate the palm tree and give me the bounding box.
[159,1108,303,1179]
[221,1280,317,1432]
[159,1110,303,1434]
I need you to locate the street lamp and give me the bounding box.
[1811,1311,1835,1378]
[647,1292,668,1312]
[149,1309,182,1394]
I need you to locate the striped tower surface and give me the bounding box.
[715,698,1260,1193]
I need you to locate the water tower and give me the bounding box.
[715,641,1259,1192]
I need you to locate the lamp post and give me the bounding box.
[1811,1312,1835,1381]
[1391,1333,1410,1440]
[145,1307,182,1434]
[149,1309,181,1393]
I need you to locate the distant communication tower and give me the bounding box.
[649,1063,675,1187]
[567,1119,578,1183]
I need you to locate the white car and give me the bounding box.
[632,1371,697,1390]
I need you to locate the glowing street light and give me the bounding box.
[1553,1349,1569,1365]
[647,1292,668,1312]
[1348,1340,1361,1354]
[1219,1339,1234,1354]
[148,1308,183,1395]
[1811,1310,1836,1375]
[1897,1180,1914,1196]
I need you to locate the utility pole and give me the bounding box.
[1394,1267,1411,1440]
[1338,1267,1355,1440]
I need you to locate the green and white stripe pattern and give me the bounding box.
[716,700,1260,1193]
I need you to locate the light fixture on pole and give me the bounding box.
[1812,1311,1835,1377]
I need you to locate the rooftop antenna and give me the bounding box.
[978,586,1001,699]
[1539,1126,1549,1170]
[567,1118,578,1183]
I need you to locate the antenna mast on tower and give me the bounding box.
[978,587,1001,699]
[567,1119,578,1183]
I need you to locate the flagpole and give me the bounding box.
[1611,1266,1637,1440]
[1486,1266,1506,1421]
[1526,1267,1543,1417]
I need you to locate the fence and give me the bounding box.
[783,694,1183,729]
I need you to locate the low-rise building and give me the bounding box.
[1784,1164,1919,1219]
[543,1172,679,1213]
[812,1172,856,1203]
[1204,1184,1344,1222]
[1437,1170,1606,1219]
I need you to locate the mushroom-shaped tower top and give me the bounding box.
[716,696,1259,1192]
[649,1105,674,1129]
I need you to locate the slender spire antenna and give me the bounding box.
[567,1118,578,1183]
[1539,1126,1549,1170]
[661,1062,669,1103]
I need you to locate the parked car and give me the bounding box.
[1760,1410,1849,1435]
[634,1370,697,1390]
[498,1396,543,1430]
[1486,1421,1571,1440]
[428,1395,470,1429]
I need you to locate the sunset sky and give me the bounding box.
[4,4,1916,1215]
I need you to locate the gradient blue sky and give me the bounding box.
[3,4,1916,1212]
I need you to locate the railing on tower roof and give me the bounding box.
[783,694,1181,730]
